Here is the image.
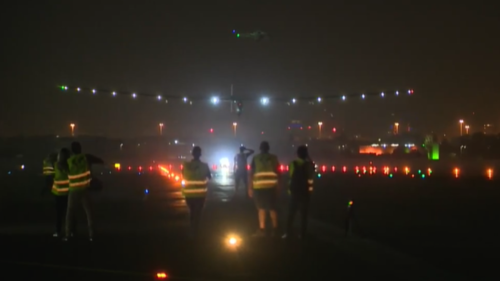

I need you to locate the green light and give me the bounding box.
[61,86,65,90]
[418,170,421,174]
[431,144,439,160]
[389,174,393,178]
[236,33,240,38]
[421,174,425,178]
[317,173,321,178]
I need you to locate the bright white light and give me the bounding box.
[21,165,25,170]
[260,97,269,105]
[396,91,399,96]
[132,93,136,98]
[220,157,230,176]
[341,95,346,101]
[76,88,80,92]
[174,140,178,144]
[317,97,322,102]
[292,98,296,104]
[112,92,116,96]
[381,92,385,97]
[211,96,219,104]
[183,97,188,103]
[361,94,365,99]
[92,89,96,94]
[157,95,162,100]
[64,86,68,90]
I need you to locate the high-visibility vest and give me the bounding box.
[52,164,69,196]
[182,160,210,198]
[288,158,314,193]
[67,154,91,190]
[43,158,55,176]
[252,153,279,189]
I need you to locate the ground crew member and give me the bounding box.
[42,152,57,195]
[233,146,254,198]
[249,141,280,237]
[52,148,71,238]
[182,146,211,237]
[282,145,314,239]
[64,142,93,242]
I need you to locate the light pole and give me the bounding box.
[459,120,464,136]
[70,123,75,137]
[159,123,164,136]
[465,125,470,135]
[318,122,323,138]
[394,122,399,135]
[233,122,237,137]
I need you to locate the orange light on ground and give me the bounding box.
[175,175,179,181]
[369,166,374,174]
[487,168,493,179]
[404,167,409,175]
[156,272,168,279]
[454,168,460,178]
[114,163,121,170]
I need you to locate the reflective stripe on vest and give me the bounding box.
[182,179,208,195]
[43,165,55,175]
[52,165,70,196]
[68,170,91,188]
[253,171,278,189]
[182,160,209,198]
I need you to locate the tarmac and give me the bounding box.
[0,172,494,280]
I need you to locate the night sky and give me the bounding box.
[2,1,499,138]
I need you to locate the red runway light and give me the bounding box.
[342,166,347,173]
[247,164,250,171]
[321,165,326,172]
[149,166,153,171]
[331,166,335,172]
[128,166,131,170]
[138,166,142,171]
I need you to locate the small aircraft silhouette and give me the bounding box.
[232,30,269,41]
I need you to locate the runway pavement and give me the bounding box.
[0,173,491,280]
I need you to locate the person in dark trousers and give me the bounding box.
[233,146,254,198]
[52,148,71,237]
[282,145,315,239]
[182,146,211,237]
